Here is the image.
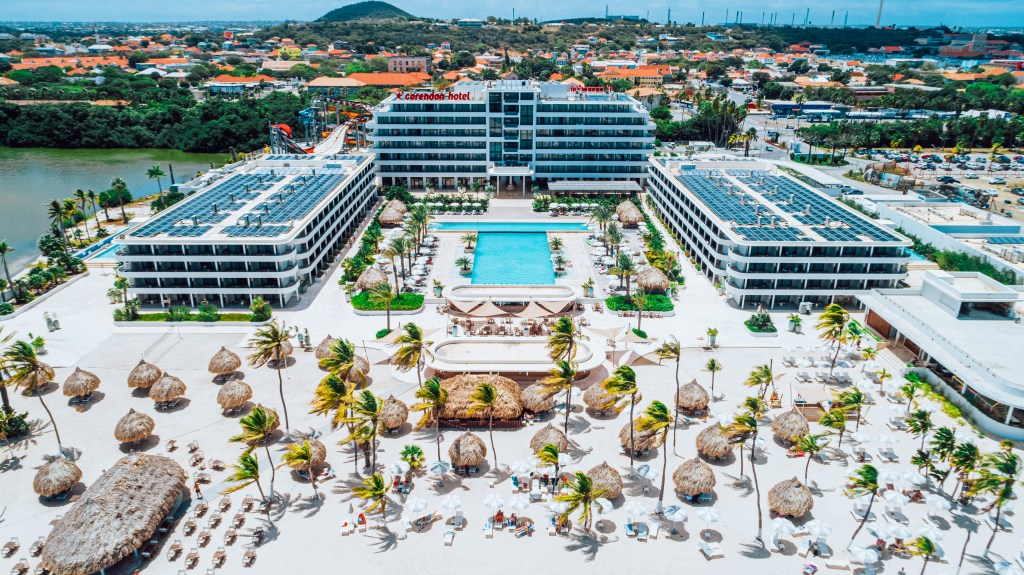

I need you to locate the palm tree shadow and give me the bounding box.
[268,492,295,522]
[725,473,754,496]
[568,416,592,434]
[738,542,772,559]
[563,532,602,562]
[290,492,325,518]
[370,529,399,552]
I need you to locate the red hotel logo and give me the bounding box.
[395,92,471,101]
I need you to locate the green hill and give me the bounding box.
[318,1,415,22]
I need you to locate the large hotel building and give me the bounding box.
[367,80,655,193]
[647,158,911,309]
[114,154,376,308]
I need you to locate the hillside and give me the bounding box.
[319,1,415,22]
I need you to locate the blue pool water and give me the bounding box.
[432,222,590,232]
[906,249,927,261]
[471,232,554,284]
[89,243,121,262]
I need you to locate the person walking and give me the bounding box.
[194,481,203,500]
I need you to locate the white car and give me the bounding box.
[964,173,979,179]
[764,145,774,152]
[988,177,1007,185]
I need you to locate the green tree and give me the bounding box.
[72,189,91,243]
[908,536,938,575]
[547,316,584,362]
[636,400,672,507]
[310,372,359,475]
[392,322,434,389]
[342,390,384,471]
[835,387,866,431]
[146,164,166,208]
[229,405,280,498]
[352,473,391,522]
[540,360,577,435]
[45,199,70,255]
[906,409,934,451]
[654,337,683,449]
[725,411,764,544]
[968,441,1020,552]
[601,365,640,470]
[848,464,880,544]
[816,304,851,375]
[536,442,565,480]
[819,407,848,449]
[631,288,649,333]
[367,281,395,331]
[2,340,61,452]
[0,241,15,300]
[247,320,293,430]
[555,471,605,532]
[281,440,320,498]
[703,358,722,397]
[950,441,981,501]
[468,382,499,468]
[110,177,130,222]
[794,433,830,483]
[412,375,448,461]
[318,338,365,387]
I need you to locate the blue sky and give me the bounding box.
[3,0,1024,27]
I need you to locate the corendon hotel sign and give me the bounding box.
[395,91,471,101]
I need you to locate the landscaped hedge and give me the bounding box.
[351,291,424,311]
[605,294,674,312]
[745,312,777,333]
[132,312,255,322]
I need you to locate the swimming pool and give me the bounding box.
[432,222,591,232]
[88,242,121,262]
[906,249,928,261]
[471,232,554,285]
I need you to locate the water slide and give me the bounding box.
[314,100,373,155]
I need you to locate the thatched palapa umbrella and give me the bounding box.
[62,367,100,398]
[378,206,404,226]
[217,380,253,412]
[695,425,732,459]
[675,379,710,412]
[448,431,487,468]
[356,266,390,292]
[439,374,523,422]
[380,396,409,431]
[114,409,155,444]
[149,374,186,403]
[636,266,671,293]
[207,347,241,379]
[33,457,83,498]
[286,438,327,471]
[673,458,716,497]
[588,461,623,499]
[618,420,662,452]
[615,201,644,226]
[316,338,370,384]
[314,336,338,361]
[768,477,814,518]
[530,423,569,453]
[771,409,810,443]
[127,359,161,389]
[385,199,408,214]
[521,383,555,414]
[583,385,615,413]
[40,454,186,575]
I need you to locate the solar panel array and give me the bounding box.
[734,226,807,242]
[249,173,347,225]
[676,171,762,226]
[987,236,1024,245]
[223,225,292,237]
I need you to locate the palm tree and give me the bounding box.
[388,237,409,281]
[601,365,639,470]
[392,323,434,389]
[281,441,320,498]
[342,390,383,471]
[636,400,672,508]
[908,536,938,575]
[547,316,584,362]
[610,252,636,294]
[318,338,366,387]
[3,340,61,452]
[549,237,564,252]
[743,127,759,157]
[968,441,1020,552]
[46,199,70,254]
[540,360,577,435]
[110,177,129,222]
[901,377,924,414]
[0,242,15,298]
[906,409,934,451]
[950,441,981,501]
[224,452,268,504]
[654,337,682,449]
[725,411,764,544]
[229,405,280,498]
[460,233,478,250]
[929,427,957,490]
[455,256,473,273]
[794,433,830,483]
[835,387,866,430]
[816,303,851,375]
[73,189,91,243]
[469,382,499,468]
[310,373,359,476]
[536,442,565,479]
[412,375,448,461]
[146,165,167,207]
[555,472,605,532]
[87,189,99,229]
[366,282,395,331]
[704,358,722,398]
[605,223,623,256]
[381,247,401,291]
[352,473,391,522]
[632,288,649,332]
[819,407,848,450]
[247,320,293,430]
[590,204,614,235]
[847,464,880,545]
[745,363,778,402]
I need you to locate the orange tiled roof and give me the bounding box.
[209,74,276,83]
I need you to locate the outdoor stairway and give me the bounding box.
[876,346,913,378]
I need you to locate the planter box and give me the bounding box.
[745,328,779,338]
[352,306,424,316]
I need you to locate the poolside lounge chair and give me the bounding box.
[198,531,211,547]
[699,541,724,559]
[218,497,231,512]
[698,492,713,504]
[887,507,909,524]
[483,520,493,538]
[815,539,832,557]
[876,448,893,463]
[887,418,908,431]
[443,530,455,546]
[9,559,27,575]
[650,523,660,540]
[212,547,226,568]
[2,539,19,558]
[453,511,465,530]
[28,539,43,558]
[825,558,851,570]
[637,523,649,542]
[224,530,237,546]
[166,439,177,452]
[231,513,245,529]
[183,519,197,536]
[167,540,183,561]
[815,452,831,464]
[185,549,199,569]
[242,550,256,568]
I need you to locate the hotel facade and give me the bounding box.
[367,80,655,193]
[647,158,911,309]
[114,154,376,308]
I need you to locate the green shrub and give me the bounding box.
[197,301,219,322]
[165,305,191,322]
[376,328,393,339]
[351,291,424,311]
[745,312,777,333]
[0,410,30,439]
[632,328,648,339]
[605,294,674,312]
[0,302,13,316]
[249,296,272,322]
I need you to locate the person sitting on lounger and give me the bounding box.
[494,511,504,525]
[357,513,366,526]
[508,514,517,528]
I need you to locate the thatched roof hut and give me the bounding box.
[380,396,409,431]
[696,425,733,459]
[439,374,523,422]
[207,347,241,377]
[62,367,100,398]
[285,439,327,470]
[385,199,408,214]
[314,336,338,361]
[316,339,370,384]
[618,420,663,452]
[40,454,186,575]
[588,462,623,499]
[583,386,641,414]
[673,458,716,497]
[127,359,162,389]
[676,379,710,412]
[771,409,810,443]
[636,266,671,292]
[521,384,555,413]
[448,431,487,468]
[356,266,390,292]
[114,409,155,444]
[33,457,82,498]
[378,206,404,226]
[148,374,186,403]
[768,477,814,518]
[216,380,252,411]
[530,423,569,453]
[615,201,644,226]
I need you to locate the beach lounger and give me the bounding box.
[453,511,465,530]
[483,520,493,538]
[815,452,831,464]
[798,538,814,557]
[650,523,660,540]
[242,550,256,568]
[816,539,832,558]
[850,507,875,522]
[876,448,893,463]
[212,547,226,568]
[208,513,222,529]
[887,418,908,431]
[231,513,244,528]
[443,530,455,546]
[637,524,649,542]
[166,439,177,452]
[888,508,909,524]
[198,531,211,547]
[218,497,231,512]
[224,530,237,546]
[241,495,254,512]
[9,559,27,575]
[699,541,724,559]
[2,539,19,558]
[185,549,199,569]
[825,559,851,570]
[28,539,43,558]
[183,520,197,536]
[698,492,713,504]
[883,448,898,462]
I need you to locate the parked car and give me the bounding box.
[964,173,979,179]
[988,177,1007,185]
[1018,198,1024,206]
[765,145,774,151]
[1010,188,1024,196]
[937,176,959,183]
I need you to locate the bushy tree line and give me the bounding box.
[798,116,1024,152]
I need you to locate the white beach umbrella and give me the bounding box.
[850,546,879,565]
[850,432,872,444]
[440,494,463,511]
[878,434,900,446]
[917,524,944,542]
[771,517,797,536]
[510,460,532,475]
[888,404,908,416]
[902,471,928,486]
[797,358,813,369]
[926,494,951,513]
[879,470,901,485]
[429,460,451,476]
[483,494,505,511]
[853,493,874,509]
[884,490,910,508]
[548,501,569,514]
[804,519,832,539]
[635,464,659,480]
[593,498,614,515]
[745,436,768,452]
[623,500,647,519]
[862,361,882,373]
[405,497,429,514]
[866,523,892,540]
[389,460,411,475]
[697,507,720,527]
[507,496,531,512]
[889,524,913,540]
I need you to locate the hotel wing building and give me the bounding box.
[647,158,911,309]
[367,80,655,193]
[114,154,376,308]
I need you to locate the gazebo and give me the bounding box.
[619,420,663,454]
[216,380,253,414]
[378,206,404,227]
[207,347,241,381]
[62,368,100,400]
[33,457,83,498]
[615,201,644,227]
[521,384,555,414]
[675,380,710,414]
[355,266,390,292]
[695,425,733,460]
[768,477,814,518]
[380,396,409,432]
[529,423,569,453]
[127,359,162,390]
[636,266,671,293]
[448,431,487,470]
[114,409,155,445]
[438,374,523,427]
[673,458,716,498]
[771,408,810,444]
[588,461,623,499]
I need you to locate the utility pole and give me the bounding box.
[791,13,795,26]
[701,11,705,26]
[830,10,835,27]
[804,8,809,26]
[875,0,884,28]
[725,9,729,25]
[843,11,848,27]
